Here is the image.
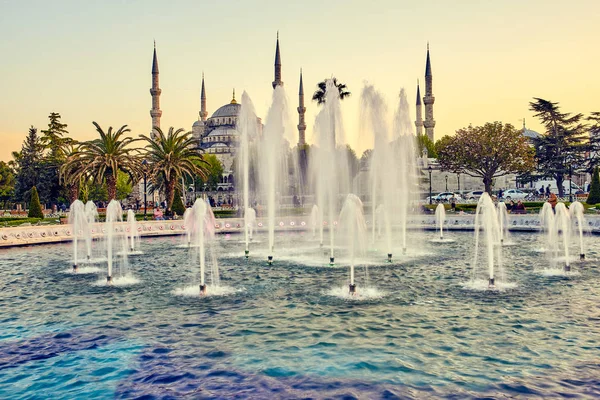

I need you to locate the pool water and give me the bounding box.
[0,231,599,399]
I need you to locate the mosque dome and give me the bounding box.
[192,119,204,128]
[211,103,241,119]
[522,128,541,140]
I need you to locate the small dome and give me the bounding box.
[522,128,541,139]
[211,103,241,118]
[192,120,204,127]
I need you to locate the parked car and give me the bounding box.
[465,190,484,201]
[503,189,528,200]
[426,192,462,203]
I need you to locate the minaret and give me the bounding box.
[415,80,423,137]
[150,41,162,137]
[423,43,435,142]
[272,32,283,89]
[297,69,306,147]
[200,72,208,121]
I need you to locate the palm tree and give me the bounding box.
[140,127,207,212]
[312,77,351,105]
[58,143,82,203]
[64,122,140,201]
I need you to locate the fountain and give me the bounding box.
[472,193,504,288]
[126,209,141,254]
[338,194,367,294]
[555,203,571,271]
[183,207,193,247]
[189,198,219,295]
[104,200,131,284]
[539,202,558,261]
[84,201,99,261]
[310,205,319,239]
[497,201,509,244]
[435,203,446,240]
[570,201,586,260]
[236,91,260,259]
[68,200,87,272]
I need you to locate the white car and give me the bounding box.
[426,192,462,203]
[465,190,484,201]
[503,189,527,200]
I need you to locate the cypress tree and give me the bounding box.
[28,186,44,219]
[171,189,185,217]
[587,166,600,204]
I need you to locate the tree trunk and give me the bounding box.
[556,174,565,198]
[68,183,79,204]
[106,173,117,201]
[483,175,493,196]
[165,178,176,211]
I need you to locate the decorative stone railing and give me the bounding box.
[1,214,599,247]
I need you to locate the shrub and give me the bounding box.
[171,189,186,216]
[28,186,44,219]
[587,166,600,205]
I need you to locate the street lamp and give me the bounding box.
[457,172,461,193]
[569,165,573,203]
[445,175,448,191]
[428,165,433,205]
[142,159,148,220]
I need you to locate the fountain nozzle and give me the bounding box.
[402,248,407,255]
[564,265,571,272]
[199,284,207,295]
[267,255,273,265]
[580,253,585,261]
[387,253,392,263]
[106,275,112,284]
[245,249,249,259]
[349,283,357,295]
[488,277,495,288]
[73,264,78,272]
[86,255,90,260]
[329,257,335,266]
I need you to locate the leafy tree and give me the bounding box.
[40,113,74,204]
[116,170,133,200]
[28,186,44,219]
[417,134,437,158]
[586,112,600,172]
[199,154,224,191]
[140,127,206,211]
[587,166,600,204]
[312,78,351,105]
[13,126,45,202]
[171,188,186,216]
[437,122,535,194]
[0,161,15,208]
[64,122,140,201]
[530,98,588,197]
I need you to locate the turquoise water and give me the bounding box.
[0,231,599,399]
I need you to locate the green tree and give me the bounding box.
[140,127,206,211]
[13,126,45,202]
[0,161,15,208]
[171,188,186,216]
[64,122,141,201]
[437,122,535,194]
[312,78,351,105]
[28,186,44,219]
[200,154,224,191]
[116,170,133,200]
[40,113,74,204]
[416,134,437,158]
[530,98,588,197]
[587,166,600,204]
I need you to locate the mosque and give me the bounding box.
[148,34,306,193]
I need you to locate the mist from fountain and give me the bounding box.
[570,201,586,260]
[338,194,368,294]
[555,203,571,271]
[68,200,86,271]
[310,80,351,265]
[435,204,446,240]
[310,205,319,239]
[471,193,505,288]
[258,86,296,264]
[497,201,510,245]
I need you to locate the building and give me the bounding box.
[415,43,435,144]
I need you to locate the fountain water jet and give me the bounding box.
[472,193,504,288]
[570,201,586,260]
[555,203,571,271]
[68,200,87,272]
[126,209,140,253]
[84,201,99,261]
[104,200,131,284]
[189,198,219,295]
[338,194,367,294]
[435,204,446,240]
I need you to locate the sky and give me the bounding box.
[1,0,599,162]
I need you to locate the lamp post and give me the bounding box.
[445,175,448,191]
[428,165,433,205]
[142,159,148,220]
[457,172,461,193]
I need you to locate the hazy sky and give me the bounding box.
[1,0,599,162]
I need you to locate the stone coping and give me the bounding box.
[1,214,599,248]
